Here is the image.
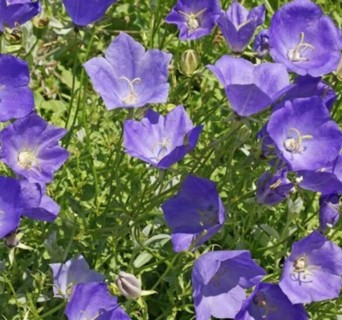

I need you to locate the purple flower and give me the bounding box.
[218,1,265,52]
[319,194,340,231]
[18,180,60,222]
[279,231,342,304]
[50,254,105,299]
[0,176,21,239]
[65,282,130,320]
[0,0,41,31]
[162,175,225,252]
[84,32,172,110]
[0,54,34,122]
[208,56,290,117]
[124,106,202,169]
[235,283,308,320]
[165,0,221,41]
[62,0,117,26]
[281,75,336,111]
[266,97,342,171]
[253,29,269,58]
[0,113,69,184]
[192,250,266,320]
[269,0,342,76]
[256,168,294,206]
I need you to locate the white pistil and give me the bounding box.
[17,148,38,169]
[291,255,320,282]
[288,32,315,62]
[152,137,172,161]
[119,77,141,105]
[178,8,207,31]
[269,179,282,189]
[283,128,313,154]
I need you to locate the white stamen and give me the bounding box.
[283,128,313,154]
[178,8,207,31]
[17,148,38,169]
[119,77,141,105]
[288,32,315,62]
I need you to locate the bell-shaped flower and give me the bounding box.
[65,282,130,320]
[50,254,105,299]
[0,0,41,31]
[192,250,266,320]
[280,75,336,111]
[279,231,342,304]
[0,176,21,239]
[165,0,221,41]
[218,1,265,52]
[124,106,202,169]
[256,168,294,206]
[0,113,69,184]
[266,97,342,171]
[62,0,117,26]
[297,155,342,195]
[0,54,34,121]
[319,194,340,231]
[162,175,225,252]
[208,56,290,117]
[18,180,60,222]
[84,32,172,110]
[269,0,342,76]
[235,283,308,320]
[253,29,269,58]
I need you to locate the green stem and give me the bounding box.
[40,301,66,318]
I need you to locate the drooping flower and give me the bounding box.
[124,106,202,169]
[65,282,130,320]
[256,168,294,206]
[297,155,342,195]
[62,0,117,27]
[84,32,172,110]
[115,271,142,300]
[218,1,265,52]
[161,175,225,252]
[0,113,69,184]
[0,0,41,31]
[208,56,290,117]
[266,97,342,171]
[50,254,105,299]
[235,282,308,320]
[319,194,340,231]
[18,180,60,222]
[0,176,21,239]
[192,250,266,320]
[280,75,336,111]
[0,54,34,122]
[269,0,342,76]
[279,231,342,304]
[165,0,221,41]
[253,29,269,58]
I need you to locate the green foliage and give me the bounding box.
[0,0,341,319]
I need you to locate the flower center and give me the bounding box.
[287,32,315,62]
[152,137,172,161]
[17,149,38,169]
[291,255,320,284]
[179,8,206,31]
[283,128,313,154]
[198,205,218,227]
[119,77,141,105]
[269,179,282,189]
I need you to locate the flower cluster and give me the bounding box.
[0,54,69,244]
[50,254,132,319]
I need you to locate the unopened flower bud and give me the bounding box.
[6,231,19,248]
[180,49,199,76]
[253,29,269,58]
[115,271,141,299]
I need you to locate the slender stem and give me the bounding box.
[40,301,66,318]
